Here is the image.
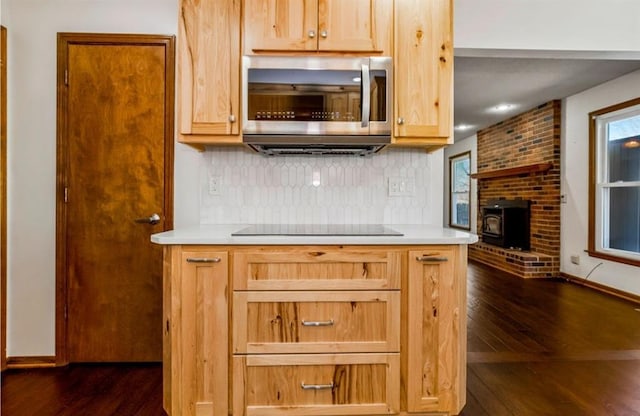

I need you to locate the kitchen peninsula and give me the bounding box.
[152,224,477,416]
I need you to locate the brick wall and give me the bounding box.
[469,100,561,278]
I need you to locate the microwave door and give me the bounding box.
[242,56,387,136]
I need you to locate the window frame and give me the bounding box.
[588,97,640,267]
[448,151,471,231]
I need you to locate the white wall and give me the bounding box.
[561,69,640,296]
[4,0,193,357]
[455,0,640,53]
[443,134,477,233]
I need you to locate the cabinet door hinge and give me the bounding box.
[64,69,69,86]
[64,187,68,203]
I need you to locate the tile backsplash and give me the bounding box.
[200,147,442,224]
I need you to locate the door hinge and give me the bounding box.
[64,69,69,86]
[64,187,68,203]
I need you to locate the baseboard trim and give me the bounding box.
[561,272,640,305]
[6,356,57,369]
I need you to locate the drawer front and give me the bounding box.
[233,291,400,354]
[233,354,400,415]
[233,247,401,291]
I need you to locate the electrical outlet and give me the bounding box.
[208,176,221,196]
[388,177,415,196]
[570,255,580,265]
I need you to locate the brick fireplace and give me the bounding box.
[469,100,561,278]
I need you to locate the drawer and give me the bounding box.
[233,247,401,290]
[233,291,400,354]
[233,353,400,416]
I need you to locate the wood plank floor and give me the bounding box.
[2,260,639,415]
[461,261,640,416]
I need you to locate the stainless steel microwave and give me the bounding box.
[241,56,393,155]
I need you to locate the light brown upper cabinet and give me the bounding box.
[243,0,392,55]
[178,0,241,144]
[393,0,453,149]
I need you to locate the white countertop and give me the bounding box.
[151,224,478,245]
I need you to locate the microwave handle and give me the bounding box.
[361,63,370,128]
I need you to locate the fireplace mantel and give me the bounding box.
[470,163,552,180]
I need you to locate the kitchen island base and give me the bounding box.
[162,244,468,416]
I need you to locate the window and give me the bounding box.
[449,151,471,230]
[589,98,640,267]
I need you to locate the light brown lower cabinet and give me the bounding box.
[233,353,400,415]
[163,245,467,416]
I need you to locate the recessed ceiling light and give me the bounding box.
[454,124,474,131]
[489,103,516,113]
[352,76,361,83]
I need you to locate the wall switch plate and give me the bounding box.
[570,255,580,265]
[208,176,222,196]
[388,177,415,197]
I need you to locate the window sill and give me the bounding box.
[448,223,471,231]
[586,249,640,268]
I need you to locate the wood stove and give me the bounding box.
[481,199,530,250]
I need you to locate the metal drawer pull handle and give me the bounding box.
[301,382,334,390]
[186,257,221,263]
[416,255,448,262]
[301,319,334,327]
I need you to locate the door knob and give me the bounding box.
[135,213,161,225]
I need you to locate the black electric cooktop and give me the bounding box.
[231,224,403,236]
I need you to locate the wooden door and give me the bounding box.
[56,34,174,362]
[394,0,452,141]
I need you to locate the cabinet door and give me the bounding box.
[243,0,391,54]
[394,0,452,143]
[318,0,391,53]
[243,0,318,53]
[406,247,466,414]
[176,250,229,416]
[179,0,240,138]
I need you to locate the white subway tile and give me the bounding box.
[200,148,440,225]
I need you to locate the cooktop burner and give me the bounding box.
[231,224,403,236]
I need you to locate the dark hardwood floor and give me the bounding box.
[461,261,640,416]
[2,260,639,415]
[0,363,163,415]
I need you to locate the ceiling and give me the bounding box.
[453,54,640,141]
